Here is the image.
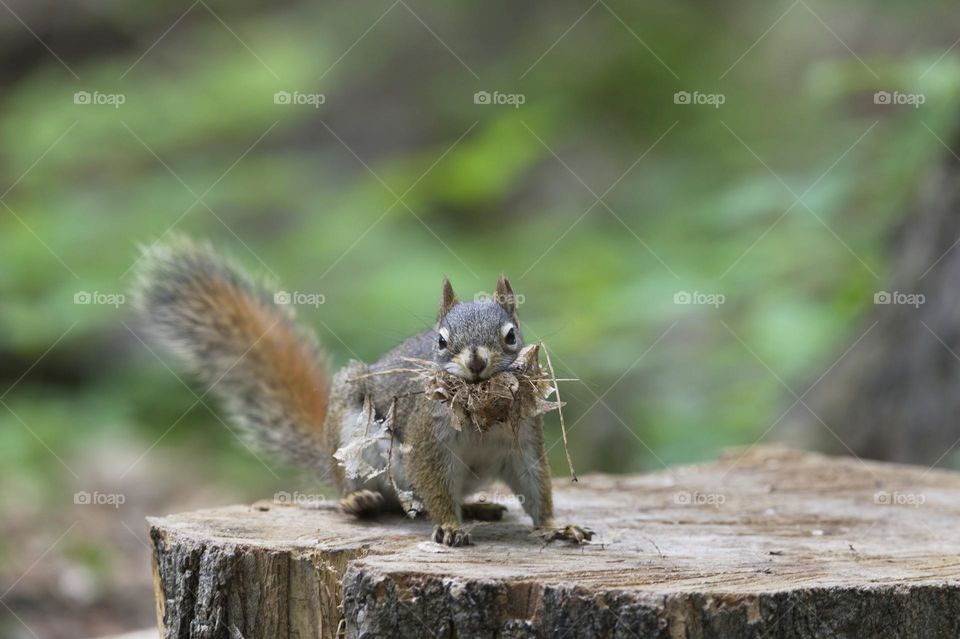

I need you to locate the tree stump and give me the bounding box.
[148,446,960,638]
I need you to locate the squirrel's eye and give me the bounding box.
[504,327,516,345]
[438,334,448,349]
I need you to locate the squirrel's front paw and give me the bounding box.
[431,524,471,547]
[534,524,594,545]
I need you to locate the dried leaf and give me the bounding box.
[333,395,391,481]
[333,434,387,481]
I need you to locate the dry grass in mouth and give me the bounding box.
[347,342,579,482]
[417,344,559,434]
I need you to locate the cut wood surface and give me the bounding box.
[94,631,158,639]
[148,446,960,638]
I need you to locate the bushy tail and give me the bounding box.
[133,238,334,476]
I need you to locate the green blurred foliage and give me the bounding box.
[3,0,960,513]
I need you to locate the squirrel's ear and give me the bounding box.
[439,277,459,321]
[494,274,518,320]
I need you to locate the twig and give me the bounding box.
[392,390,427,400]
[384,397,410,516]
[361,396,373,437]
[399,356,436,366]
[541,342,578,482]
[641,535,664,558]
[347,367,428,382]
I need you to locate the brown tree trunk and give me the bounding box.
[150,447,960,638]
[781,126,960,465]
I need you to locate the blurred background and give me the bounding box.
[3,0,960,636]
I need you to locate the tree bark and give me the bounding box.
[149,446,960,638]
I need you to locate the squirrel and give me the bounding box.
[133,238,592,547]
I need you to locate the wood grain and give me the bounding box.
[149,446,960,638]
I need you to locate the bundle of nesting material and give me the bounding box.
[345,341,578,483]
[419,343,563,434]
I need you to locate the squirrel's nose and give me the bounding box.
[466,352,487,375]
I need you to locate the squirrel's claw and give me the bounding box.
[432,524,471,547]
[534,524,594,545]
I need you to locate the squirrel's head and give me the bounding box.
[435,275,523,382]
